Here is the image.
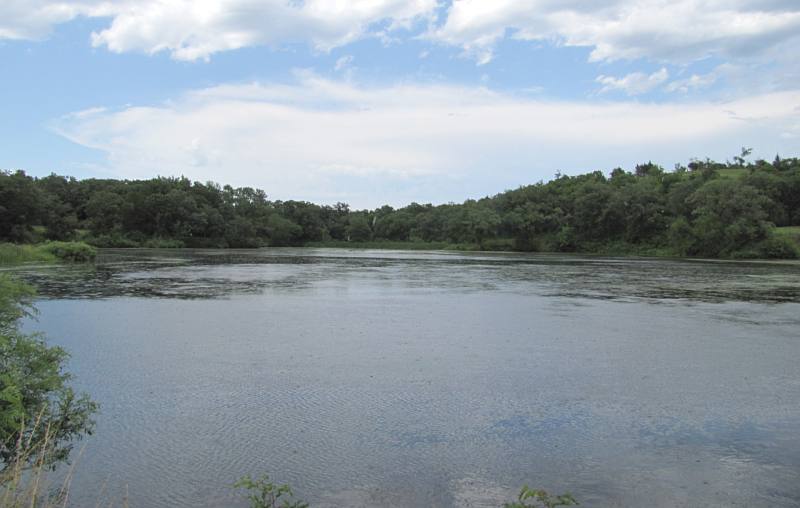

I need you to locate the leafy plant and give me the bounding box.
[234,474,308,508]
[0,276,97,472]
[504,486,579,508]
[38,241,97,262]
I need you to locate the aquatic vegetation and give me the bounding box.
[234,475,309,508]
[37,241,97,262]
[0,244,55,265]
[231,476,578,508]
[0,242,96,265]
[503,486,578,508]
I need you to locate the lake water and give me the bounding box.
[13,248,800,507]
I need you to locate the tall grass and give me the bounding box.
[0,242,96,265]
[0,416,82,508]
[0,244,56,265]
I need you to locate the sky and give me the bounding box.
[1,1,799,208]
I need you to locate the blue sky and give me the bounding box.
[1,1,799,208]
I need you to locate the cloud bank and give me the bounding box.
[52,75,800,207]
[3,0,799,65]
[431,0,800,64]
[0,0,436,60]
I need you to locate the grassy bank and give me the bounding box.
[0,242,97,265]
[0,244,56,264]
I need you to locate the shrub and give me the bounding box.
[504,486,578,508]
[755,235,799,259]
[234,475,308,508]
[38,242,97,262]
[85,234,140,248]
[0,276,97,473]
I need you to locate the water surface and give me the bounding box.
[13,249,800,507]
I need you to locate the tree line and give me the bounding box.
[1,152,799,258]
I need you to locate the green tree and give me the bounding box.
[686,180,772,256]
[346,214,373,242]
[465,205,501,248]
[85,190,125,235]
[0,171,44,242]
[0,276,97,472]
[266,215,303,246]
[225,217,262,248]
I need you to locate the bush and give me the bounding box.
[0,276,97,473]
[234,475,308,508]
[85,234,140,248]
[755,235,799,259]
[504,486,578,508]
[38,242,97,262]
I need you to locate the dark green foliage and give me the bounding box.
[346,214,372,242]
[2,154,799,258]
[753,235,799,259]
[504,486,578,508]
[84,234,140,248]
[38,242,97,262]
[265,215,303,246]
[234,475,309,508]
[0,276,97,472]
[0,171,45,242]
[85,190,125,235]
[685,180,771,257]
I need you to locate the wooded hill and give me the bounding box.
[2,153,799,258]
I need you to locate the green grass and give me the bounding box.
[773,226,800,248]
[0,242,96,265]
[0,243,57,264]
[774,226,800,238]
[772,226,800,256]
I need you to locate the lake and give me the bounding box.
[14,248,800,507]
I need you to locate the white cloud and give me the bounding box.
[0,0,437,60]
[51,76,800,207]
[0,0,111,40]
[665,72,718,94]
[4,0,799,79]
[431,0,800,64]
[335,55,354,72]
[597,68,668,95]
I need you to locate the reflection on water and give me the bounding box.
[10,248,800,507]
